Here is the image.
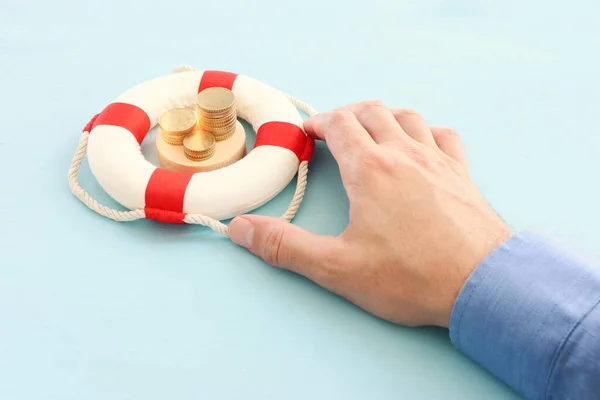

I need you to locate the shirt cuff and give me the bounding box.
[449,229,600,399]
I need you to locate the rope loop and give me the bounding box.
[68,65,318,236]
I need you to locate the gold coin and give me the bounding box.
[197,103,233,110]
[184,146,214,154]
[201,128,236,138]
[196,87,235,112]
[200,116,237,125]
[161,134,184,146]
[199,114,237,127]
[197,107,235,117]
[159,107,198,134]
[202,131,235,139]
[199,109,235,118]
[199,124,236,133]
[161,130,190,145]
[212,130,235,141]
[184,150,215,161]
[183,141,216,161]
[183,131,216,152]
[184,151,215,162]
[197,112,235,123]
[200,120,236,128]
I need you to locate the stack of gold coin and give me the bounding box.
[183,130,216,161]
[159,107,198,145]
[196,87,237,141]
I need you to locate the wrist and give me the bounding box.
[437,223,513,328]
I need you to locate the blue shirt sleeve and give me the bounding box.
[449,230,600,400]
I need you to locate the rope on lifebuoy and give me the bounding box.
[68,65,318,236]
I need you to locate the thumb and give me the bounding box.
[228,215,338,277]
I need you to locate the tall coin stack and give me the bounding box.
[159,107,198,145]
[196,87,237,141]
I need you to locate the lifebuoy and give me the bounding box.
[71,67,316,229]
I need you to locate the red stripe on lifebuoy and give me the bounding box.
[83,113,99,133]
[300,136,315,162]
[198,71,238,92]
[91,102,150,144]
[144,208,187,224]
[144,168,193,223]
[254,122,311,162]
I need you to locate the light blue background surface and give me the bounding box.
[1,1,599,399]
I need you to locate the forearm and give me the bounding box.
[450,230,600,399]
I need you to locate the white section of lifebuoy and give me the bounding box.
[87,126,155,210]
[233,75,304,129]
[183,146,298,219]
[86,70,305,219]
[116,71,201,126]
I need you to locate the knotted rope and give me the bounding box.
[68,65,317,237]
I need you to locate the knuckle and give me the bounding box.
[325,109,355,128]
[328,110,354,124]
[448,158,468,177]
[434,127,461,140]
[404,145,432,169]
[393,108,422,120]
[322,248,341,270]
[360,148,384,167]
[312,246,350,287]
[262,227,285,267]
[361,99,386,108]
[322,244,350,272]
[313,267,343,289]
[360,148,399,174]
[355,99,386,115]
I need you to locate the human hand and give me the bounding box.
[228,101,512,328]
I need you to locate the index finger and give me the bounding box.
[303,110,376,168]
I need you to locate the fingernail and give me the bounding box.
[229,217,254,248]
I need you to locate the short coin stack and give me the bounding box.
[196,87,237,141]
[182,130,216,161]
[158,108,198,146]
